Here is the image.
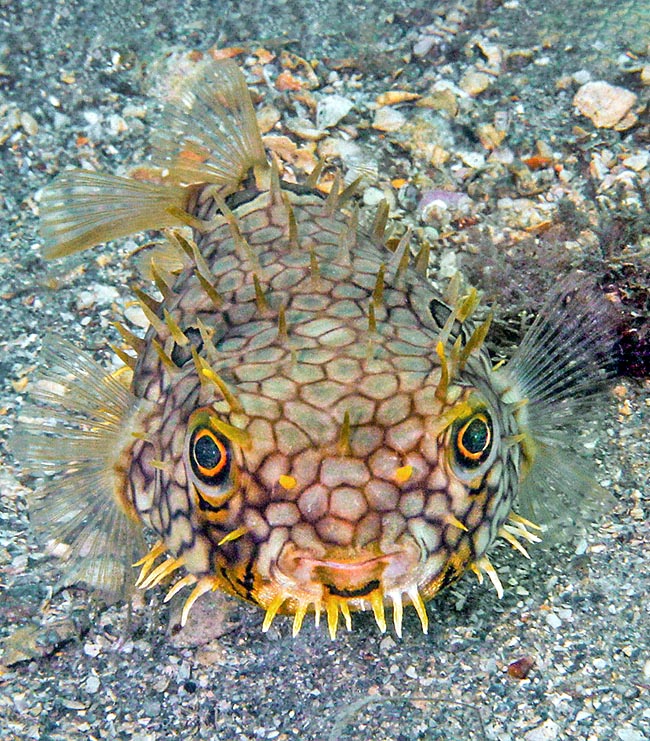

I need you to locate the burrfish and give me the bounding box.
[12,60,617,638]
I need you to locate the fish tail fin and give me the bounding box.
[40,170,190,258]
[498,272,619,532]
[10,336,147,599]
[40,60,267,259]
[151,58,268,187]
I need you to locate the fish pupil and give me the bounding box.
[194,435,221,469]
[463,418,488,454]
[454,412,492,469]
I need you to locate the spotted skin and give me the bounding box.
[125,181,522,626]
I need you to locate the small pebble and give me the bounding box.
[617,729,647,741]
[123,304,150,329]
[458,151,486,169]
[85,675,100,694]
[83,642,101,658]
[372,107,406,132]
[573,80,638,130]
[362,187,385,207]
[83,110,101,126]
[545,612,562,629]
[524,719,560,741]
[123,104,147,119]
[508,656,535,679]
[573,69,592,84]
[413,35,436,57]
[143,699,162,716]
[379,635,396,652]
[459,70,492,96]
[76,284,120,310]
[375,90,420,107]
[622,152,649,171]
[107,114,128,135]
[316,95,354,129]
[256,105,281,134]
[507,655,535,679]
[20,112,38,135]
[285,118,326,141]
[574,537,588,555]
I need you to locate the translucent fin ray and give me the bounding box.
[505,272,618,430]
[9,336,146,599]
[499,272,619,535]
[518,448,616,540]
[40,170,188,258]
[151,59,267,187]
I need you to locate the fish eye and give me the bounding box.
[454,412,492,468]
[190,426,230,485]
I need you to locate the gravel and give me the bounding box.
[1,1,648,739]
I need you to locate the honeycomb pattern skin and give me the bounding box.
[126,181,521,622]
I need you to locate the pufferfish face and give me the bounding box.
[141,355,517,636]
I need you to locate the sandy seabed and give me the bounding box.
[0,1,648,739]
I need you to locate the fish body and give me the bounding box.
[127,182,515,630]
[12,61,617,638]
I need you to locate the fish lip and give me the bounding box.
[299,554,387,572]
[276,544,420,598]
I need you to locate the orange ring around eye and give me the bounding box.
[192,427,228,478]
[456,413,491,462]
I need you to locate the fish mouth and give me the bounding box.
[299,553,387,599]
[296,550,417,597]
[265,542,429,638]
[275,542,421,603]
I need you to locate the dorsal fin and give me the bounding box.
[150,59,268,188]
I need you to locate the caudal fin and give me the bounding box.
[40,59,268,258]
[10,337,147,599]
